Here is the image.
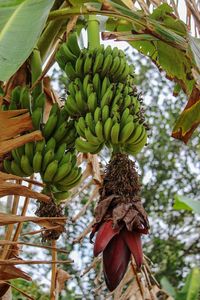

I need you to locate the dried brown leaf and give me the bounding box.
[87,154,102,185]
[0,212,66,228]
[0,265,31,281]
[0,179,49,202]
[55,269,71,293]
[0,131,43,157]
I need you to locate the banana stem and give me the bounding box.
[87,15,100,50]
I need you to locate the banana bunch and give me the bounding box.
[3,138,82,200]
[3,85,46,131]
[64,74,141,118]
[56,34,133,84]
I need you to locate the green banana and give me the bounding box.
[119,122,135,143]
[62,43,77,62]
[101,54,113,77]
[104,118,113,141]
[111,122,120,144]
[101,85,114,107]
[75,137,101,153]
[87,92,97,113]
[83,74,91,98]
[53,162,72,182]
[93,52,104,73]
[33,151,42,173]
[57,166,81,186]
[67,31,80,57]
[94,107,101,123]
[101,77,110,98]
[75,90,87,113]
[84,53,93,74]
[54,143,66,161]
[126,124,143,144]
[42,149,55,172]
[3,159,12,174]
[31,107,42,130]
[53,191,70,202]
[92,73,101,98]
[46,137,56,152]
[59,152,72,165]
[53,121,68,142]
[25,142,34,163]
[33,93,46,112]
[101,105,109,124]
[11,160,26,177]
[11,149,21,165]
[65,95,79,116]
[20,155,34,176]
[95,121,104,143]
[75,53,84,76]
[11,86,21,106]
[49,103,59,116]
[109,56,121,76]
[65,62,77,80]
[43,160,59,182]
[35,140,45,152]
[85,112,95,134]
[43,113,58,140]
[119,62,130,82]
[19,87,31,111]
[8,102,17,110]
[85,127,100,145]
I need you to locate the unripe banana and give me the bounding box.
[95,121,104,143]
[31,107,42,130]
[11,160,26,177]
[42,149,54,172]
[46,137,56,152]
[85,112,95,134]
[53,121,68,143]
[83,74,91,98]
[43,160,59,182]
[20,87,31,111]
[93,52,104,73]
[92,73,101,98]
[67,31,80,57]
[59,152,72,165]
[75,89,87,113]
[101,105,109,124]
[109,56,121,76]
[54,143,66,161]
[101,85,114,107]
[104,117,113,141]
[49,103,59,116]
[75,137,101,153]
[53,162,72,182]
[126,124,143,145]
[101,54,113,77]
[84,53,93,74]
[11,149,21,165]
[11,86,21,106]
[65,62,77,80]
[94,107,101,123]
[85,128,100,145]
[119,122,135,143]
[65,95,79,116]
[20,155,34,176]
[57,166,81,186]
[33,93,46,112]
[75,53,84,76]
[33,151,42,173]
[87,92,97,113]
[43,113,58,140]
[35,139,45,152]
[3,159,12,174]
[25,142,34,163]
[101,77,110,98]
[53,191,71,202]
[111,122,120,144]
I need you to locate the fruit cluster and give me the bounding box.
[56,33,148,156]
[2,87,81,201]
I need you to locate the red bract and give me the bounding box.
[93,220,146,291]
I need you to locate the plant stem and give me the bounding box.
[87,15,100,49]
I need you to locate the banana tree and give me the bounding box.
[0,0,200,299]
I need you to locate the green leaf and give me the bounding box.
[161,277,176,298]
[173,195,200,214]
[176,268,200,300]
[0,0,54,81]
